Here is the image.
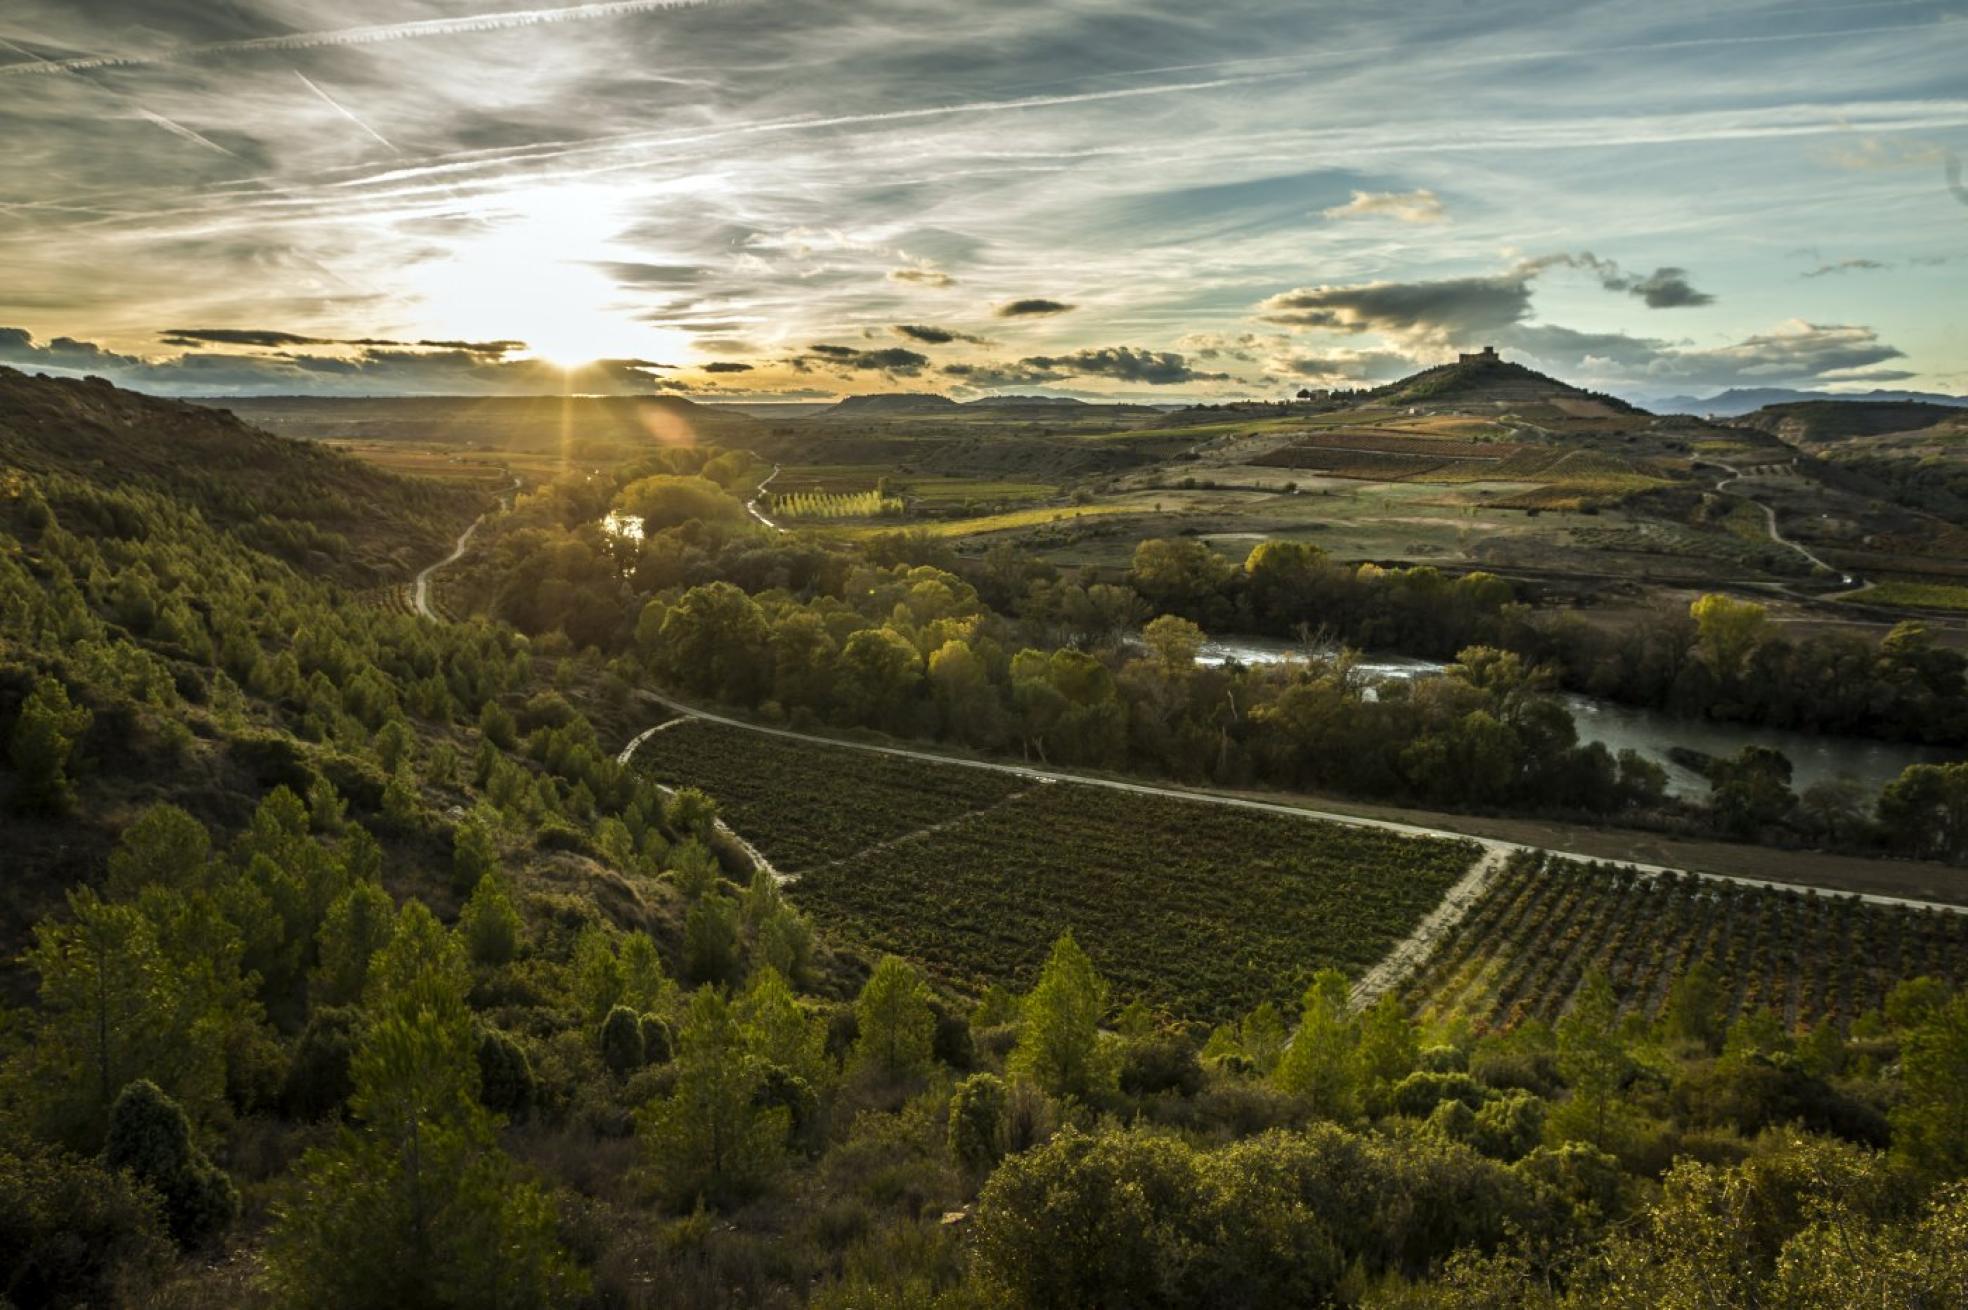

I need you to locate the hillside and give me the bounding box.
[1730,399,1968,444]
[1365,351,1647,413]
[822,392,960,416]
[202,391,765,451]
[0,366,480,583]
[1654,387,1968,416]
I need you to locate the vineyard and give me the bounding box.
[630,718,1478,1019]
[1403,853,1968,1032]
[772,488,904,519]
[795,782,1478,1021]
[629,718,1027,870]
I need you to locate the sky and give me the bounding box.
[0,0,1963,406]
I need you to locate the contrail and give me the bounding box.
[135,107,241,157]
[294,71,399,154]
[0,0,717,76]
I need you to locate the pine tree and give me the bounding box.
[635,987,788,1210]
[853,955,936,1080]
[267,902,582,1307]
[10,674,91,813]
[1009,932,1115,1103]
[1273,970,1360,1121]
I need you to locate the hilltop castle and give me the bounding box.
[1458,345,1500,364]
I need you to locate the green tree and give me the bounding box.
[458,873,522,966]
[451,814,499,893]
[1660,958,1724,1051]
[853,955,936,1081]
[663,787,719,844]
[105,803,211,898]
[1009,932,1115,1103]
[9,674,91,812]
[266,902,582,1308]
[1355,990,1419,1087]
[312,883,398,1008]
[1893,992,1968,1178]
[636,987,788,1209]
[683,890,742,987]
[21,888,228,1145]
[1554,970,1630,1151]
[1273,969,1360,1121]
[1690,592,1771,683]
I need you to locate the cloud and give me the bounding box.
[1321,188,1447,224]
[1258,272,1534,343]
[890,266,956,288]
[1497,319,1910,392]
[0,0,715,76]
[1568,255,1714,308]
[0,326,675,396]
[699,360,754,372]
[1803,258,1888,278]
[791,344,930,376]
[995,298,1076,318]
[158,328,526,352]
[893,323,988,345]
[945,346,1226,388]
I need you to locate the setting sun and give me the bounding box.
[405,183,652,373]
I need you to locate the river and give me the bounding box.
[1195,635,1960,799]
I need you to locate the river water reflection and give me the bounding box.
[1195,636,1960,799]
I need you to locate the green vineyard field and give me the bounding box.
[633,718,1478,1019]
[629,718,1027,870]
[795,783,1477,1021]
[1404,853,1968,1032]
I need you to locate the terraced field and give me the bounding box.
[1404,853,1968,1031]
[631,719,1479,1019]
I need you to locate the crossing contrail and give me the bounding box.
[0,0,718,76]
[294,71,399,154]
[135,107,241,157]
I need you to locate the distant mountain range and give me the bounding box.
[1645,387,1968,417]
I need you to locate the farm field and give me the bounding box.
[1403,853,1968,1032]
[795,781,1479,1020]
[630,717,1027,870]
[1837,580,1968,610]
[632,717,1479,1019]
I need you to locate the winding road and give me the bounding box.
[747,465,783,532]
[1710,459,1850,584]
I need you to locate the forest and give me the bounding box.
[2,375,1966,1308]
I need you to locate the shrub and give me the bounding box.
[639,1014,675,1066]
[948,1073,1008,1173]
[0,1145,173,1307]
[1119,1033,1205,1099]
[1389,1070,1488,1119]
[476,1028,536,1118]
[600,1005,646,1076]
[283,1008,358,1121]
[104,1080,239,1249]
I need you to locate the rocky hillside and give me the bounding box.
[1730,399,1968,445]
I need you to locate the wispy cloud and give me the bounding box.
[1322,188,1447,224]
[0,1,721,77]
